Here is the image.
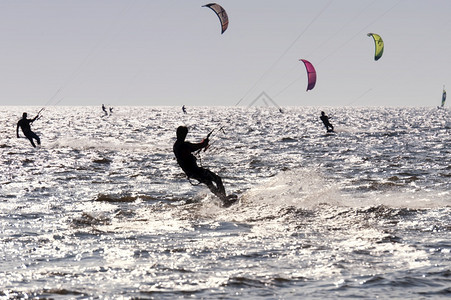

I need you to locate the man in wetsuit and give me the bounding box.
[173,126,234,206]
[17,112,41,148]
[320,111,334,132]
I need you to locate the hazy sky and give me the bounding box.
[1,0,450,107]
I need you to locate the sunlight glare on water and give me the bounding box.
[0,106,450,298]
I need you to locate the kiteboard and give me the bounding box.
[186,193,239,208]
[222,194,239,208]
[324,130,336,137]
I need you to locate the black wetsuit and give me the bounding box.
[173,138,227,201]
[320,114,334,132]
[17,116,40,148]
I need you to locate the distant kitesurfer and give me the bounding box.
[173,126,235,206]
[320,111,334,132]
[102,104,108,116]
[16,112,41,148]
[109,107,113,114]
[182,105,187,114]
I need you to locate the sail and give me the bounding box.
[202,3,229,34]
[367,33,384,61]
[299,59,317,91]
[441,87,446,107]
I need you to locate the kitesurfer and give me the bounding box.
[320,111,334,132]
[182,105,187,114]
[102,104,108,116]
[16,112,41,148]
[173,126,235,206]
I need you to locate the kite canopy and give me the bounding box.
[367,33,384,61]
[202,3,229,34]
[299,59,317,91]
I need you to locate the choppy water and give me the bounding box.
[1,106,450,299]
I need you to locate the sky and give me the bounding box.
[1,0,450,107]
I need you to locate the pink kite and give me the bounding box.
[299,59,316,91]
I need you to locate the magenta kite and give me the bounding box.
[299,59,317,91]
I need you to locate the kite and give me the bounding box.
[367,33,384,61]
[202,3,229,34]
[299,59,317,91]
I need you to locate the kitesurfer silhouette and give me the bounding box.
[182,105,187,114]
[173,126,235,206]
[17,112,41,148]
[102,104,108,116]
[320,111,334,132]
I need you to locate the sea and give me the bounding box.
[0,106,450,299]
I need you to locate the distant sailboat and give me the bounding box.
[439,86,446,108]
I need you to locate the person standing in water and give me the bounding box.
[17,112,41,148]
[320,111,334,132]
[173,126,236,206]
